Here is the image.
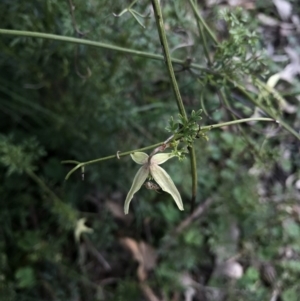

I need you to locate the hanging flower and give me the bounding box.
[124,152,184,214]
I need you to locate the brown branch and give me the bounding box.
[83,236,111,271]
[140,282,161,301]
[160,198,214,254]
[175,198,214,234]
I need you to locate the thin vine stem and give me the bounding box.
[229,80,300,140]
[201,117,275,130]
[151,0,186,118]
[0,28,207,72]
[62,141,164,180]
[151,0,197,211]
[191,0,212,66]
[26,169,63,203]
[62,117,275,180]
[188,0,218,44]
[188,146,197,213]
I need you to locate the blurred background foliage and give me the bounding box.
[1,0,300,300]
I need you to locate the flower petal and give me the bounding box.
[74,218,93,243]
[151,153,175,165]
[131,152,149,164]
[150,165,184,211]
[124,165,149,214]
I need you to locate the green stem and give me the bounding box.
[27,169,78,227]
[63,117,275,180]
[191,0,213,123]
[151,0,186,118]
[191,0,212,66]
[201,117,274,131]
[62,141,165,180]
[198,21,211,66]
[0,28,207,72]
[188,0,218,44]
[128,0,138,9]
[229,81,300,140]
[26,169,62,203]
[151,0,197,211]
[188,146,197,213]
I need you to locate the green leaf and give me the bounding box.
[150,165,183,211]
[280,260,300,273]
[124,165,149,214]
[282,286,299,301]
[284,220,300,239]
[15,267,36,288]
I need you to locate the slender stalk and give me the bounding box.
[151,0,197,211]
[191,0,212,66]
[200,117,274,131]
[229,81,300,140]
[188,0,218,44]
[191,0,214,128]
[188,146,197,213]
[26,169,62,203]
[128,0,138,10]
[62,141,165,180]
[0,28,207,72]
[198,21,211,66]
[150,0,186,118]
[27,169,78,228]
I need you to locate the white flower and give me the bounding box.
[124,152,184,214]
[74,218,93,243]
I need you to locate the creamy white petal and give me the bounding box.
[150,165,184,211]
[131,152,149,164]
[124,165,149,214]
[151,153,175,165]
